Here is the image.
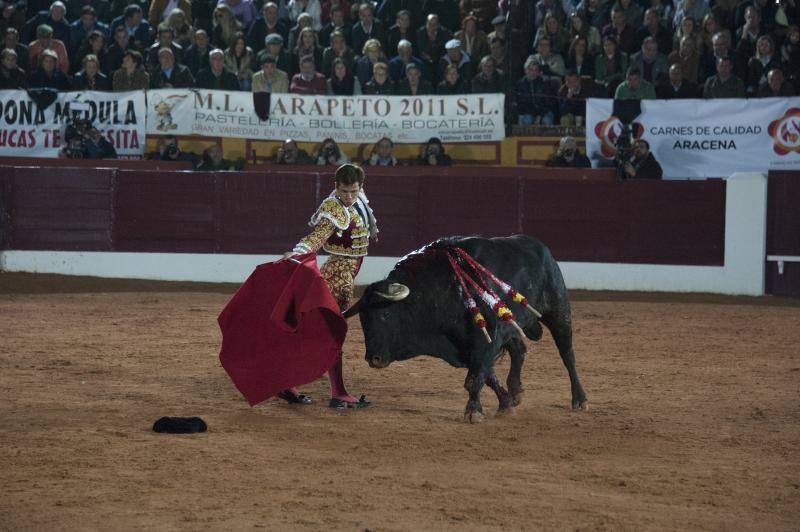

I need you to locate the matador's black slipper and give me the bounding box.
[152,416,208,433]
[277,390,312,404]
[329,395,371,409]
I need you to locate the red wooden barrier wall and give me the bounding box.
[766,171,800,297]
[0,164,726,266]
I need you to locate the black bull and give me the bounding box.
[345,235,588,422]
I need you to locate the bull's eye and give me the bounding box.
[379,312,388,322]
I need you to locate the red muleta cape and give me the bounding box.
[218,253,347,406]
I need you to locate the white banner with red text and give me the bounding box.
[586,97,800,179]
[145,89,505,143]
[0,89,145,158]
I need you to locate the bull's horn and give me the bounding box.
[375,283,410,301]
[343,299,361,318]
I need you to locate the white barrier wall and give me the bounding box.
[0,173,768,295]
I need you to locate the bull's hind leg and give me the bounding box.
[506,337,527,407]
[464,365,488,423]
[485,369,514,413]
[542,313,588,410]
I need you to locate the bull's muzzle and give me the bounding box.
[366,353,390,369]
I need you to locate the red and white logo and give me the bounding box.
[593,116,644,157]
[768,108,800,155]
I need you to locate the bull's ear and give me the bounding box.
[342,299,361,318]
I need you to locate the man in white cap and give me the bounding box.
[439,37,472,83]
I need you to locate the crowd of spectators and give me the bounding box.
[0,0,794,126]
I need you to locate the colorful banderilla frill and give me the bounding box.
[443,246,542,344]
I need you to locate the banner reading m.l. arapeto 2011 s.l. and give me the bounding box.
[0,89,145,157]
[586,97,800,179]
[146,89,505,143]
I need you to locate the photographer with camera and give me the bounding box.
[275,138,314,164]
[314,138,349,166]
[417,137,452,166]
[546,136,591,168]
[148,135,200,167]
[618,138,663,179]
[59,117,117,159]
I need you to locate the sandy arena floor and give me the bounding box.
[0,272,798,531]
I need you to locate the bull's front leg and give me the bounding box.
[464,366,488,423]
[485,369,515,414]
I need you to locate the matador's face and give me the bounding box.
[335,183,362,207]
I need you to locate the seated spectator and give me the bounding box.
[515,58,555,126]
[197,144,241,171]
[699,32,738,84]
[69,6,109,61]
[114,4,152,50]
[112,49,149,90]
[28,24,69,74]
[568,12,601,56]
[252,54,289,92]
[488,14,507,43]
[417,14,452,75]
[59,118,117,159]
[629,36,669,86]
[212,4,242,50]
[313,137,349,165]
[72,54,111,90]
[615,0,644,29]
[75,30,107,75]
[197,47,240,89]
[533,12,570,57]
[673,0,708,35]
[288,0,323,31]
[559,70,595,126]
[165,7,195,49]
[318,5,350,49]
[700,13,720,54]
[417,136,452,166]
[757,68,795,97]
[0,48,26,88]
[287,12,314,53]
[290,54,326,93]
[4,29,29,75]
[355,38,387,86]
[258,33,293,76]
[327,56,360,94]
[220,0,258,31]
[149,0,191,29]
[184,29,211,76]
[488,36,507,73]
[668,35,700,84]
[389,38,429,83]
[105,25,138,75]
[292,26,323,75]
[395,61,433,94]
[321,29,354,77]
[351,2,387,57]
[147,135,200,167]
[362,61,395,94]
[471,55,503,93]
[779,26,799,81]
[364,136,401,166]
[745,35,781,96]
[425,0,461,34]
[546,136,591,168]
[575,0,607,36]
[602,6,637,55]
[22,1,70,48]
[635,8,671,55]
[615,66,657,99]
[565,36,595,79]
[322,0,352,27]
[454,13,489,63]
[530,36,565,81]
[656,63,697,98]
[148,25,184,68]
[703,56,745,98]
[149,47,195,88]
[276,138,314,164]
[66,0,111,22]
[387,9,416,58]
[436,62,470,94]
[225,32,255,90]
[734,5,764,62]
[595,35,628,93]
[533,0,566,29]
[620,138,662,179]
[29,48,71,89]
[439,38,472,84]
[247,2,288,54]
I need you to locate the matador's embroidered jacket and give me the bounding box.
[293,190,378,257]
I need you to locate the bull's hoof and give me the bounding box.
[464,409,484,424]
[496,405,516,416]
[572,400,589,411]
[510,391,523,407]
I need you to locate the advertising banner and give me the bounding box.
[0,90,145,158]
[146,89,505,143]
[586,97,800,178]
